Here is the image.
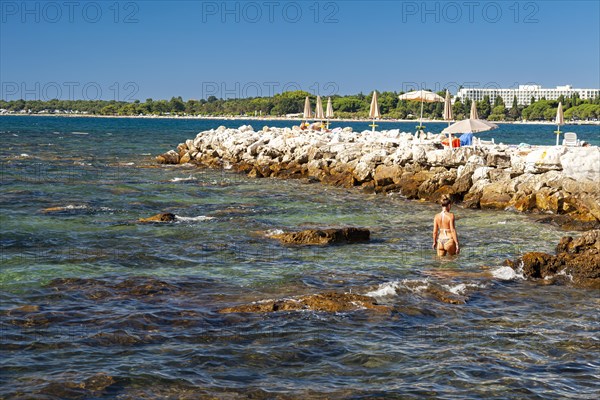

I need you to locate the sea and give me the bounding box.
[1,116,599,399]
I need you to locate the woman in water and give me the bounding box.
[432,195,460,256]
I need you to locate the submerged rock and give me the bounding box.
[218,292,389,313]
[507,229,600,289]
[47,276,179,299]
[270,227,370,245]
[139,212,176,223]
[38,373,115,399]
[156,150,180,164]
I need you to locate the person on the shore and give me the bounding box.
[432,195,460,256]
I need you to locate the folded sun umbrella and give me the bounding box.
[443,90,456,149]
[325,97,334,129]
[443,90,453,124]
[315,96,325,120]
[470,100,479,120]
[369,91,381,132]
[554,102,564,146]
[303,96,312,125]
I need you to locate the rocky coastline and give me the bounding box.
[158,125,600,230]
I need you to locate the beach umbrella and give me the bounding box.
[443,90,453,124]
[369,91,381,132]
[315,96,325,120]
[555,102,564,146]
[303,96,312,121]
[441,118,498,134]
[398,90,444,133]
[470,100,479,120]
[325,97,334,129]
[443,90,455,148]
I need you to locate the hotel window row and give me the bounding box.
[456,86,600,106]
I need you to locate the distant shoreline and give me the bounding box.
[1,113,599,126]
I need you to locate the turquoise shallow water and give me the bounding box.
[1,116,599,398]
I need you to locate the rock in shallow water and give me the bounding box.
[270,227,370,245]
[218,292,389,313]
[507,229,600,289]
[138,212,177,223]
[156,149,180,164]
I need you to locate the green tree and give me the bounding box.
[101,104,118,115]
[508,95,520,120]
[478,95,492,119]
[489,104,506,121]
[169,96,186,113]
[271,97,301,115]
[452,100,465,119]
[334,96,365,113]
[522,99,552,121]
[378,91,398,115]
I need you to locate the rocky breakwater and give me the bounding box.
[158,125,600,230]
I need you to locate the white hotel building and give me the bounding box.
[456,85,599,106]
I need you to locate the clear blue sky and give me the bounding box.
[1,0,599,101]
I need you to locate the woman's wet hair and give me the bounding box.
[440,195,452,208]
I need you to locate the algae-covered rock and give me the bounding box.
[270,227,370,246]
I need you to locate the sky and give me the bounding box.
[1,0,599,101]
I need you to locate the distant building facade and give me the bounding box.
[456,85,600,106]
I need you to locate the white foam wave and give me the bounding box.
[556,268,574,282]
[365,279,432,297]
[444,283,468,295]
[19,153,29,157]
[65,204,88,210]
[442,282,487,295]
[401,279,430,293]
[72,132,89,135]
[491,265,524,281]
[175,215,214,222]
[265,229,284,237]
[170,175,196,182]
[365,281,401,297]
[46,205,89,211]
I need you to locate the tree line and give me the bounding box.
[1,90,599,121]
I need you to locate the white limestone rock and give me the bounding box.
[353,161,373,181]
[524,147,566,174]
[560,146,600,183]
[472,166,491,183]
